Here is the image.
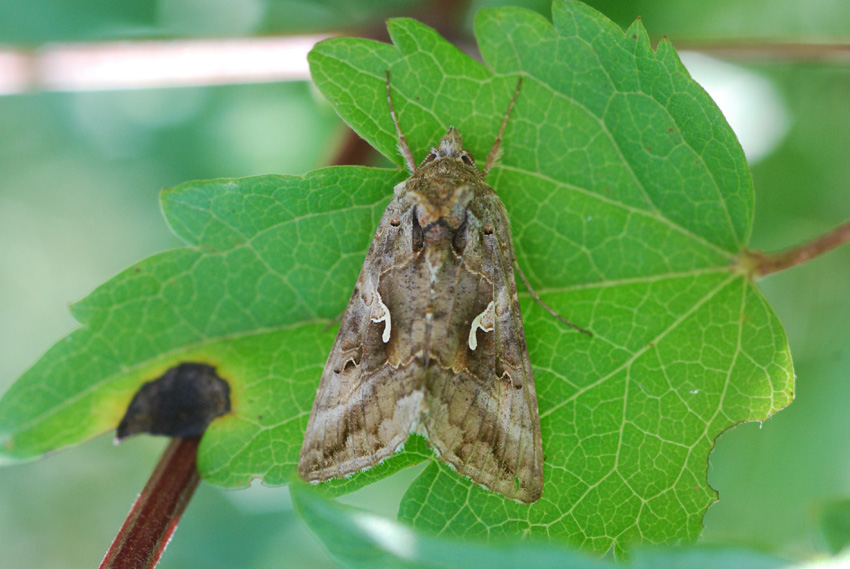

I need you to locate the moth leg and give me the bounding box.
[483,77,523,177]
[321,310,345,333]
[385,70,417,173]
[514,261,593,337]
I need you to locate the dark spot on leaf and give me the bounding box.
[116,363,231,441]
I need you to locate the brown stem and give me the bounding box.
[745,221,850,277]
[329,128,376,167]
[99,437,201,569]
[671,41,850,62]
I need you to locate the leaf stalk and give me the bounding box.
[99,437,201,569]
[743,221,850,277]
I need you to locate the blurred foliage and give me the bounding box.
[0,0,849,568]
[4,0,850,45]
[294,484,793,569]
[820,499,850,555]
[0,0,422,43]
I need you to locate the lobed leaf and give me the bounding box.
[308,0,792,553]
[0,0,793,554]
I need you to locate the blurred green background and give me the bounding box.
[1,0,849,567]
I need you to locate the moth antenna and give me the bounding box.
[514,261,593,337]
[385,70,417,173]
[483,77,523,177]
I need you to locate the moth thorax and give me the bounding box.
[413,184,472,230]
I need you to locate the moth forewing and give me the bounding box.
[298,76,544,503]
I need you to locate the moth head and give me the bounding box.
[424,127,476,168]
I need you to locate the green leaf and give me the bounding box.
[292,484,792,569]
[0,0,793,555]
[307,0,792,553]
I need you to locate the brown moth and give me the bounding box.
[298,73,544,503]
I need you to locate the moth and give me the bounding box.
[299,73,545,503]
